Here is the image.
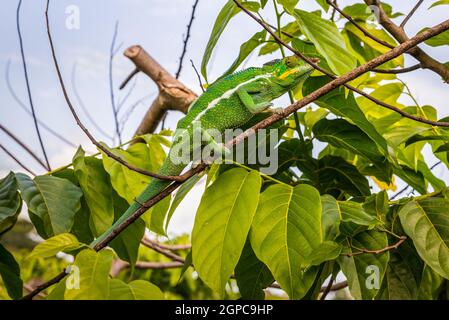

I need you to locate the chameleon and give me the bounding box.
[90,55,314,248]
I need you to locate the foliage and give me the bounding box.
[1,0,449,300]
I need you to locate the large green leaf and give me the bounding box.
[192,168,261,295]
[290,9,357,75]
[101,143,152,204]
[73,148,114,236]
[321,195,340,241]
[28,233,84,260]
[277,0,299,11]
[64,249,114,300]
[250,184,323,299]
[313,118,392,182]
[0,172,22,235]
[399,198,449,279]
[221,30,266,77]
[417,266,445,299]
[338,230,390,300]
[16,173,82,237]
[108,279,164,300]
[234,239,274,300]
[0,244,23,300]
[201,0,260,82]
[303,76,388,155]
[424,29,449,47]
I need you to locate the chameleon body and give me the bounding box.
[90,56,314,247]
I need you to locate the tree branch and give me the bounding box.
[366,0,449,83]
[123,45,197,136]
[235,0,449,128]
[17,0,51,171]
[373,64,421,74]
[400,0,424,29]
[326,0,394,49]
[141,237,185,263]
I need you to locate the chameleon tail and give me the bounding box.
[89,154,185,248]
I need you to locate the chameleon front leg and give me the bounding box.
[192,122,230,158]
[237,87,273,114]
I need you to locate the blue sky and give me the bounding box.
[1,0,448,234]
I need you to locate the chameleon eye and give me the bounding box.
[285,57,296,68]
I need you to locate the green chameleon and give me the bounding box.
[90,55,314,248]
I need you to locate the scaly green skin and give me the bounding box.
[90,56,314,248]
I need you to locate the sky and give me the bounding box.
[1,0,448,235]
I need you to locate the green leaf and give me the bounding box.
[290,9,356,75]
[65,249,114,300]
[313,118,392,182]
[235,239,274,300]
[221,30,266,77]
[109,191,145,267]
[399,198,449,279]
[28,233,83,260]
[250,184,323,299]
[73,147,114,236]
[0,244,23,300]
[303,76,388,155]
[424,29,449,47]
[201,0,260,82]
[304,155,371,197]
[0,172,22,235]
[260,22,301,56]
[338,230,390,300]
[277,0,299,11]
[302,241,342,267]
[108,279,164,300]
[418,266,444,299]
[16,173,82,237]
[321,195,340,241]
[429,0,449,9]
[101,143,152,204]
[394,165,427,195]
[192,168,261,295]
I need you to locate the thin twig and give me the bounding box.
[119,68,139,90]
[235,1,449,128]
[17,0,51,170]
[373,64,421,74]
[0,144,37,176]
[45,2,185,182]
[326,0,394,49]
[190,59,205,92]
[109,21,121,144]
[6,60,76,148]
[400,0,424,29]
[141,237,185,263]
[71,62,113,141]
[0,123,48,171]
[346,236,407,257]
[175,0,200,79]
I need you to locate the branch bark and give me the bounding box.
[367,0,449,83]
[123,45,197,136]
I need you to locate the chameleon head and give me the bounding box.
[263,55,316,88]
